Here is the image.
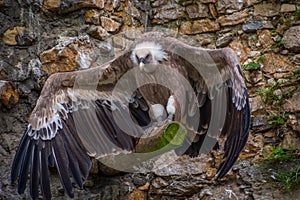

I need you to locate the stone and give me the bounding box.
[40,47,78,74]
[209,4,218,19]
[191,34,215,46]
[242,21,274,33]
[292,54,300,64]
[152,4,185,24]
[186,2,209,19]
[284,91,300,113]
[273,71,294,79]
[254,3,280,17]
[151,0,167,7]
[15,28,36,46]
[245,0,262,7]
[216,0,244,14]
[42,0,61,10]
[28,59,43,87]
[240,133,264,159]
[281,132,300,150]
[282,26,300,53]
[48,0,105,13]
[244,70,263,85]
[87,25,110,40]
[248,51,261,58]
[124,189,147,200]
[252,115,269,128]
[0,81,19,109]
[113,0,121,9]
[179,19,220,35]
[175,0,194,6]
[229,39,249,63]
[249,95,264,113]
[287,114,300,133]
[122,26,143,40]
[100,16,122,33]
[217,11,249,27]
[261,53,293,74]
[280,4,296,13]
[2,26,26,45]
[125,0,141,19]
[216,32,234,47]
[200,0,217,3]
[39,48,59,64]
[276,24,286,35]
[138,182,150,191]
[40,39,95,74]
[153,155,206,176]
[85,9,101,25]
[281,49,289,55]
[111,35,131,51]
[257,30,274,48]
[149,175,206,197]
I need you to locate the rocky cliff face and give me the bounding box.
[1,0,300,199]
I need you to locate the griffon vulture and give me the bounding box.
[11,32,250,199]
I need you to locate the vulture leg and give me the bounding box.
[150,104,167,124]
[166,95,176,121]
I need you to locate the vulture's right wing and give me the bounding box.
[10,50,151,199]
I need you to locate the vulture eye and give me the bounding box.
[145,54,151,62]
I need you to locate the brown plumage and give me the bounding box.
[11,32,250,199]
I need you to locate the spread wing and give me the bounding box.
[152,32,250,179]
[11,32,250,200]
[10,51,151,199]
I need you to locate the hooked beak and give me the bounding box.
[138,58,145,71]
[139,62,145,71]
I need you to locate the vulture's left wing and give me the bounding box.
[153,34,250,179]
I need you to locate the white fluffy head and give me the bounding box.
[130,42,167,66]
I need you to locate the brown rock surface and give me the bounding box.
[217,11,249,26]
[2,26,25,45]
[186,2,209,19]
[254,3,280,17]
[100,16,122,33]
[179,19,220,35]
[0,81,19,109]
[282,26,300,53]
[284,91,300,113]
[261,53,294,74]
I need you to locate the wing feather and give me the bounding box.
[30,141,40,199]
[18,138,33,194]
[51,133,74,198]
[40,144,51,200]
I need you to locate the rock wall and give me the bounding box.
[1,0,300,199]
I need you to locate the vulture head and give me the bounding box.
[131,41,167,73]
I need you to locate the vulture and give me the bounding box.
[11,32,250,199]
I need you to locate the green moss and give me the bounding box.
[276,39,285,47]
[264,147,300,193]
[242,56,265,70]
[138,122,187,153]
[242,62,260,70]
[295,9,300,18]
[294,69,300,75]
